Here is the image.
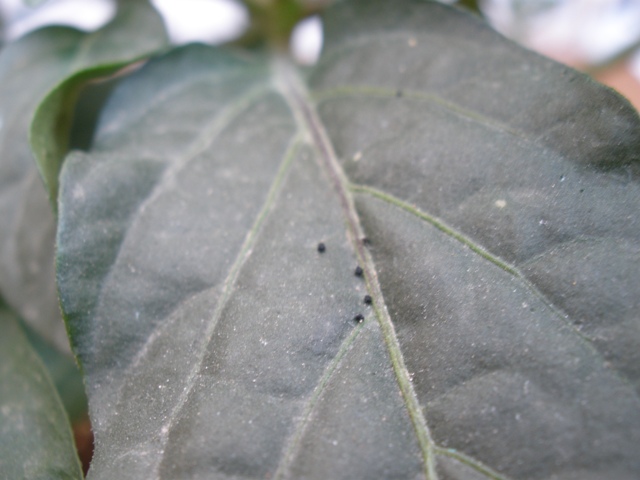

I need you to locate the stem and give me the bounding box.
[241,0,331,52]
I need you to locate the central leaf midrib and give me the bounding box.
[274,57,438,480]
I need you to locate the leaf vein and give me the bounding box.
[352,183,636,390]
[275,58,438,480]
[152,134,303,475]
[312,85,526,140]
[434,446,513,480]
[97,84,272,404]
[273,321,365,479]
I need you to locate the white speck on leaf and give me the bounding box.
[495,199,506,208]
[73,185,85,200]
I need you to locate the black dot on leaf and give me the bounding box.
[364,295,372,305]
[354,313,364,323]
[317,242,326,253]
[354,266,363,277]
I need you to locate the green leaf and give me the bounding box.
[55,0,640,478]
[0,300,82,480]
[0,0,167,353]
[22,320,88,423]
[31,0,171,208]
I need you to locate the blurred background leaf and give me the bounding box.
[0,299,83,480]
[3,0,637,106]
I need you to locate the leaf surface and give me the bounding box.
[0,299,82,480]
[0,0,167,352]
[22,320,88,422]
[55,0,640,478]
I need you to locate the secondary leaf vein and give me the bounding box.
[352,183,635,389]
[434,446,513,480]
[153,134,303,475]
[313,85,525,140]
[273,321,365,479]
[101,84,272,401]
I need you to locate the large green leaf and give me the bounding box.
[0,300,82,480]
[55,0,640,478]
[0,0,167,353]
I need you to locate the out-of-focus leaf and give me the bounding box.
[0,300,82,480]
[0,0,167,353]
[22,320,88,423]
[54,0,640,478]
[32,0,171,207]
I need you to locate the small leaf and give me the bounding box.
[0,300,82,480]
[55,0,640,478]
[32,0,171,207]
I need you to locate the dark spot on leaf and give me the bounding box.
[364,295,372,305]
[580,188,584,193]
[396,89,403,98]
[362,237,370,246]
[317,242,326,253]
[354,266,363,277]
[354,313,364,323]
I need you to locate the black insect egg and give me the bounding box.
[363,295,372,305]
[353,313,365,323]
[354,266,363,277]
[317,242,326,253]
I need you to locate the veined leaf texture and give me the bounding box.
[51,1,640,478]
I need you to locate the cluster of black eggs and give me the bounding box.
[317,242,372,324]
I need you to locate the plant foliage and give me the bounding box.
[1,0,639,478]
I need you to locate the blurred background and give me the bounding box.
[0,0,639,109]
